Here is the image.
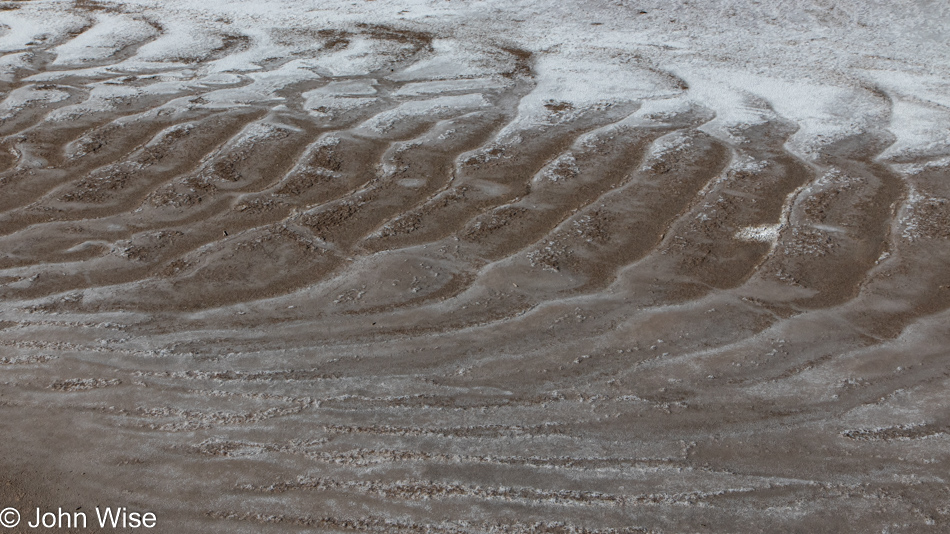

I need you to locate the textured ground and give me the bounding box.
[1,1,950,532]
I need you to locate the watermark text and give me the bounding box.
[0,507,157,529]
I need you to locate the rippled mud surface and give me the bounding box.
[2,1,950,532]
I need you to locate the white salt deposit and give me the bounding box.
[0,85,71,120]
[395,78,507,96]
[735,224,782,244]
[49,13,158,67]
[0,0,946,172]
[363,94,490,133]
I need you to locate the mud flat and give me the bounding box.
[1,1,950,532]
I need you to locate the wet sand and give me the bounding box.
[2,1,950,532]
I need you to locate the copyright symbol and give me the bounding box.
[0,508,19,528]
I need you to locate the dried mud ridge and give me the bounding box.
[2,9,950,534]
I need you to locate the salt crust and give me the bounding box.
[0,1,946,168]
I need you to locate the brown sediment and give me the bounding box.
[1,9,949,534]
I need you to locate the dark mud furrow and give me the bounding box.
[652,122,815,291]
[296,127,732,332]
[832,166,950,338]
[744,135,905,309]
[137,117,320,219]
[265,127,403,207]
[109,123,483,310]
[0,111,264,265]
[362,103,641,251]
[292,110,511,250]
[324,117,801,332]
[498,128,732,292]
[455,125,672,261]
[0,72,226,165]
[0,109,264,230]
